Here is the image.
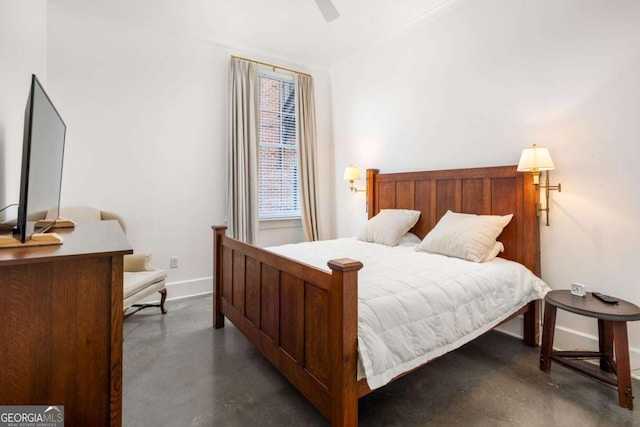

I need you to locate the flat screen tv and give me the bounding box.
[13,74,66,243]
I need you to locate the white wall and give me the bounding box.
[46,2,334,299]
[0,0,47,222]
[331,0,640,374]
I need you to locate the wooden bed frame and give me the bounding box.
[212,165,541,426]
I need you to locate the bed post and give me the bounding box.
[366,169,379,218]
[523,300,540,346]
[212,225,227,329]
[328,258,363,427]
[520,170,541,347]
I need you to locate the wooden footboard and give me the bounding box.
[213,225,540,425]
[213,225,363,426]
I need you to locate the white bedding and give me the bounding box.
[268,237,550,390]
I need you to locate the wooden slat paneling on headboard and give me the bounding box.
[366,166,540,275]
[460,178,484,214]
[395,181,414,211]
[413,180,432,237]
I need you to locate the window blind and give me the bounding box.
[258,72,299,219]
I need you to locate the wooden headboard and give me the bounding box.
[366,165,540,275]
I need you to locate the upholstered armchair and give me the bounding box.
[122,252,167,319]
[41,206,167,318]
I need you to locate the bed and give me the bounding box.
[212,165,546,426]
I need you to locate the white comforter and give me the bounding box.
[268,238,550,390]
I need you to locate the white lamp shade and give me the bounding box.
[343,165,361,181]
[517,145,555,171]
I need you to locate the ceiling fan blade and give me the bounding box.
[314,0,340,22]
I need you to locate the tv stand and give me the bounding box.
[0,219,77,248]
[0,221,132,426]
[34,217,77,228]
[0,231,63,248]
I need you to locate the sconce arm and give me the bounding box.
[538,170,561,226]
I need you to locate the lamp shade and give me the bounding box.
[343,165,361,181]
[517,144,555,172]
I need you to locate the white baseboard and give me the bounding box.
[495,315,526,340]
[135,276,213,304]
[496,317,640,380]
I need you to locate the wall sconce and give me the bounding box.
[343,165,365,193]
[517,144,562,226]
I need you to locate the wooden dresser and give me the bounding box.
[0,221,132,426]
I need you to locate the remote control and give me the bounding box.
[592,292,619,304]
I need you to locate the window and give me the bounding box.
[258,71,299,219]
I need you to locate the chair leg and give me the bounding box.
[159,288,168,314]
[123,288,168,319]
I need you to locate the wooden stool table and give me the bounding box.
[540,290,640,409]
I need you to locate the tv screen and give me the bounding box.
[13,74,66,243]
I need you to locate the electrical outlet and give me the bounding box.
[170,257,179,269]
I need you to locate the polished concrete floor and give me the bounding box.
[123,295,640,426]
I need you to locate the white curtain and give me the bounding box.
[296,74,320,241]
[227,58,259,243]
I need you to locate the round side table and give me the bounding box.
[540,290,640,410]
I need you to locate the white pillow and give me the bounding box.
[480,241,504,263]
[397,232,422,247]
[358,209,421,247]
[417,210,512,262]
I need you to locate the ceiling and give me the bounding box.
[54,0,463,69]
